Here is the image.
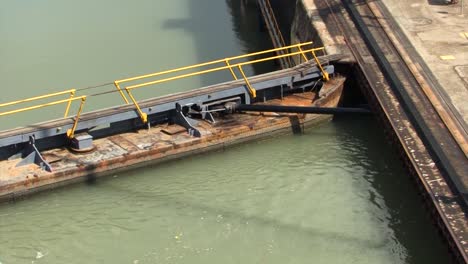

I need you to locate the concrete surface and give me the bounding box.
[381,0,468,125]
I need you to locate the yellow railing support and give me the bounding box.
[64,90,76,118]
[114,81,130,104]
[67,96,87,139]
[125,47,325,91]
[114,42,314,86]
[125,88,148,124]
[311,50,329,81]
[225,59,238,80]
[237,65,256,98]
[297,46,309,63]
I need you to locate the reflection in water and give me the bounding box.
[0,0,450,263]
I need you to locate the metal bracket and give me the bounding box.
[288,76,295,90]
[9,136,52,172]
[174,103,201,137]
[186,97,243,125]
[200,105,216,124]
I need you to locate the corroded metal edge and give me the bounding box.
[0,78,345,202]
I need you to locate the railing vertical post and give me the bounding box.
[298,46,309,63]
[237,65,256,98]
[66,96,87,139]
[125,88,148,124]
[311,50,330,81]
[64,89,76,118]
[225,59,238,80]
[114,82,130,104]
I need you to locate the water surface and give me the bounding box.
[0,117,449,263]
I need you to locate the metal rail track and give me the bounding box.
[344,0,468,206]
[257,0,294,69]
[321,0,468,261]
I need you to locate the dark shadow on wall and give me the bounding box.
[269,0,296,45]
[160,0,278,88]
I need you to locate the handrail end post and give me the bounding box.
[323,72,330,82]
[114,81,130,104]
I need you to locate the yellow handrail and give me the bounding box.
[225,59,238,80]
[237,65,256,98]
[122,45,326,123]
[0,96,84,117]
[114,42,313,86]
[0,89,77,118]
[311,49,330,81]
[0,89,79,118]
[64,90,76,117]
[125,88,147,124]
[0,89,75,108]
[126,47,325,91]
[113,82,129,104]
[0,42,330,136]
[298,46,309,63]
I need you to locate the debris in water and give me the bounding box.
[36,251,45,259]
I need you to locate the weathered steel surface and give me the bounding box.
[0,78,345,201]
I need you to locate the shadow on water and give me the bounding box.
[331,115,451,263]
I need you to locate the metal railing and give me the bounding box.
[257,0,293,69]
[0,89,87,139]
[0,42,328,138]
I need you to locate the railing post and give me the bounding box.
[64,89,76,118]
[237,65,256,98]
[125,88,148,124]
[225,59,238,80]
[114,81,130,104]
[311,50,330,81]
[297,46,309,63]
[66,96,87,139]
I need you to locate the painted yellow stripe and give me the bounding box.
[440,55,455,60]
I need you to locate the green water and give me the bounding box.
[0,0,450,263]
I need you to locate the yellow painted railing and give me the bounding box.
[0,89,77,118]
[0,42,328,138]
[0,91,87,139]
[114,42,328,123]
